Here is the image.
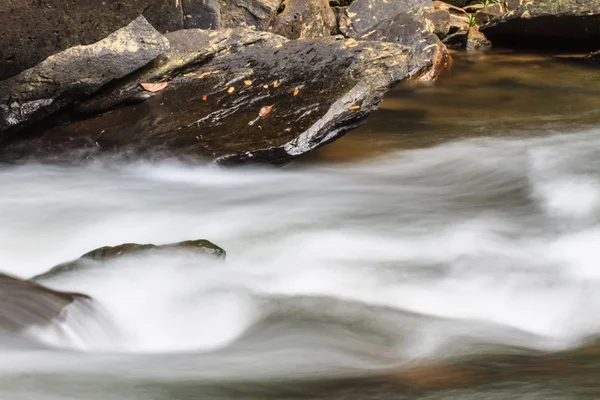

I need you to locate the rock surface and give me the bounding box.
[221,0,282,30]
[270,0,336,39]
[183,0,221,29]
[0,272,90,333]
[144,0,185,33]
[0,17,169,139]
[466,28,492,51]
[1,28,430,165]
[0,0,161,81]
[347,0,431,35]
[481,0,600,51]
[33,239,227,281]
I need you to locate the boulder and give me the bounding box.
[33,239,227,281]
[144,0,185,33]
[480,0,600,51]
[270,0,337,39]
[0,0,161,81]
[0,28,431,165]
[422,2,452,40]
[347,0,430,35]
[0,17,169,139]
[473,3,505,26]
[221,0,282,31]
[182,0,220,29]
[346,0,452,81]
[466,28,492,51]
[0,272,90,333]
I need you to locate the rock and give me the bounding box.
[270,0,336,39]
[0,17,169,139]
[466,28,492,51]
[0,0,161,81]
[332,6,353,36]
[347,0,430,35]
[0,272,90,333]
[346,0,453,81]
[144,0,185,33]
[183,0,221,29]
[422,3,451,39]
[329,0,355,5]
[33,239,227,281]
[585,50,600,65]
[438,0,469,7]
[221,0,282,31]
[0,29,430,165]
[473,3,505,26]
[355,14,453,81]
[480,0,600,51]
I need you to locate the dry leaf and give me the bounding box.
[244,80,253,86]
[273,80,280,88]
[197,70,221,79]
[263,84,269,89]
[140,82,168,93]
[348,105,361,111]
[259,105,273,117]
[293,88,299,96]
[202,95,208,101]
[228,87,235,94]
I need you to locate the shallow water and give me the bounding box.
[2,52,600,399]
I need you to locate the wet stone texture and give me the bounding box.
[481,0,600,51]
[1,29,425,165]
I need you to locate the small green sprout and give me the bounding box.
[468,14,477,27]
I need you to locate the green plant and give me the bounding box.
[481,0,501,7]
[468,14,477,27]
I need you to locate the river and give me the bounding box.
[2,52,600,399]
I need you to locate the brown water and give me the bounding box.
[312,51,600,162]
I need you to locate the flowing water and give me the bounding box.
[2,52,600,399]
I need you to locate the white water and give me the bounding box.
[2,129,600,398]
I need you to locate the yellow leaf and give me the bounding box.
[259,105,273,117]
[140,82,168,93]
[244,80,253,86]
[228,87,235,94]
[348,105,361,111]
[293,88,299,96]
[273,80,280,88]
[263,84,269,89]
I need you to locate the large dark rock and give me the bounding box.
[0,0,161,81]
[0,272,90,333]
[270,0,337,39]
[345,0,452,81]
[33,239,226,281]
[221,0,282,30]
[0,17,169,139]
[0,28,431,165]
[182,0,220,29]
[347,0,430,34]
[144,0,185,33]
[481,0,600,51]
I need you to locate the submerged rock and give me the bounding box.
[466,28,492,51]
[0,272,90,333]
[480,0,600,51]
[0,0,161,81]
[1,28,430,165]
[270,0,337,39]
[0,16,169,139]
[33,239,226,281]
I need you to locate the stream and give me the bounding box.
[2,52,600,399]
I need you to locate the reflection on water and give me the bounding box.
[2,51,600,399]
[312,51,600,162]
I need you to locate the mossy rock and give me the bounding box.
[33,239,226,281]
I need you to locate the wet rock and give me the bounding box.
[480,0,600,51]
[221,0,282,31]
[33,239,227,281]
[0,0,161,81]
[1,28,429,165]
[422,2,452,39]
[183,0,220,29]
[270,0,336,39]
[466,28,492,51]
[0,272,90,333]
[436,2,470,48]
[473,3,505,26]
[355,14,453,81]
[347,0,430,35]
[0,17,169,138]
[144,0,185,33]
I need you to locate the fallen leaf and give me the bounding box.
[348,105,361,111]
[197,70,221,79]
[263,84,269,89]
[244,80,253,86]
[293,88,300,96]
[140,82,168,93]
[202,95,208,101]
[273,80,280,88]
[259,105,273,117]
[228,87,235,94]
